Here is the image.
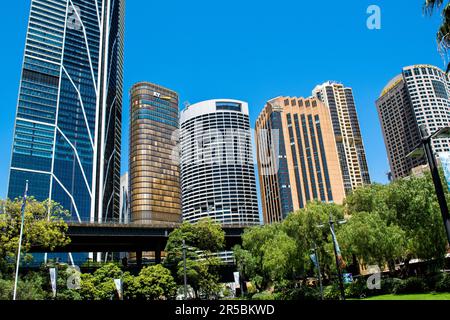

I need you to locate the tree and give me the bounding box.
[282,202,345,277]
[337,212,407,270]
[424,0,450,72]
[79,263,122,300]
[345,174,448,267]
[134,265,177,300]
[164,219,225,299]
[0,272,47,300]
[0,198,70,273]
[234,202,345,293]
[233,223,280,291]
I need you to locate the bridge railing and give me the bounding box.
[65,219,256,229]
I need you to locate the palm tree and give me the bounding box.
[424,0,450,71]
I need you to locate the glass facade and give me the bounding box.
[129,83,181,224]
[8,0,124,224]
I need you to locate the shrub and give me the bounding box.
[393,277,427,294]
[380,277,402,295]
[251,291,276,300]
[274,280,320,300]
[345,279,368,298]
[423,272,444,292]
[436,273,450,292]
[323,283,341,300]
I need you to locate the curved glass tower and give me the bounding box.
[129,82,181,224]
[7,0,124,224]
[180,99,260,226]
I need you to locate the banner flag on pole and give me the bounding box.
[233,272,241,289]
[310,253,319,269]
[438,152,450,191]
[330,226,346,269]
[49,268,57,298]
[114,279,123,300]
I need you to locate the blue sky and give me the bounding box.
[0,0,445,198]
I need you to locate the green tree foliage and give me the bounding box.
[233,224,280,290]
[345,174,448,263]
[0,198,70,272]
[133,265,177,300]
[337,212,406,269]
[282,202,344,276]
[235,172,450,297]
[0,272,47,300]
[79,263,122,300]
[234,202,344,291]
[164,219,225,299]
[424,0,450,72]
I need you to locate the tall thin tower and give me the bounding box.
[313,82,371,194]
[129,82,181,225]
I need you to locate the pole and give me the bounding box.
[13,180,28,301]
[329,214,345,301]
[313,243,324,300]
[420,126,450,244]
[182,239,187,300]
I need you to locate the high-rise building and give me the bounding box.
[7,0,124,223]
[180,99,260,226]
[376,64,450,179]
[313,82,371,193]
[129,82,181,224]
[256,96,345,224]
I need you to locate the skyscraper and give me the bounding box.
[7,0,124,223]
[313,82,371,194]
[376,65,450,179]
[129,82,181,224]
[255,96,345,224]
[180,99,260,226]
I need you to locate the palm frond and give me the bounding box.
[424,0,445,15]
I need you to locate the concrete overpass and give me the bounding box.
[30,222,246,265]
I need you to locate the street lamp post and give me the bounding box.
[407,125,450,244]
[329,214,346,301]
[182,239,188,300]
[312,243,324,300]
[13,180,28,301]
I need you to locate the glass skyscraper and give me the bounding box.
[8,0,124,224]
[129,82,181,225]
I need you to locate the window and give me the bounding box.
[216,102,242,112]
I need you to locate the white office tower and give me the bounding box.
[180,99,260,227]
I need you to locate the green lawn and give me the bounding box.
[362,293,450,300]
